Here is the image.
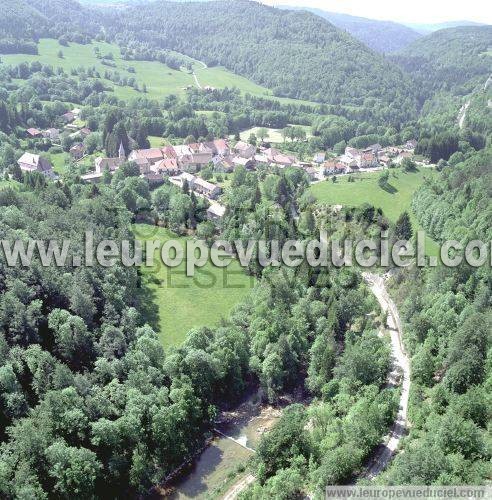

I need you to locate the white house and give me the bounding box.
[17,153,54,177]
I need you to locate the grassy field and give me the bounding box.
[133,224,254,347]
[1,39,321,106]
[309,167,439,255]
[195,65,273,96]
[48,152,70,174]
[148,136,168,148]
[2,39,193,101]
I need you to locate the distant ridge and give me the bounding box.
[404,20,487,34]
[277,5,423,53]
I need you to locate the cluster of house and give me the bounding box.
[25,108,91,161]
[79,138,305,222]
[320,140,418,175]
[81,138,303,183]
[16,132,419,223]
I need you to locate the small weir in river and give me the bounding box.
[162,396,280,499]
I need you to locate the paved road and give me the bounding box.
[362,273,411,479]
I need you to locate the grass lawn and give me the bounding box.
[133,224,254,347]
[148,136,167,148]
[2,39,194,101]
[196,65,273,96]
[309,167,440,255]
[48,152,70,174]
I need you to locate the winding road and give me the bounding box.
[361,273,411,479]
[221,274,410,498]
[457,73,492,130]
[191,59,208,89]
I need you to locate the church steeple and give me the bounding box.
[118,141,126,159]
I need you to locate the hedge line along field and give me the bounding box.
[133,224,254,347]
[239,125,313,143]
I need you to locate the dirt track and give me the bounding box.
[222,474,256,500]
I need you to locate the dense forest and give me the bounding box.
[377,149,492,486]
[0,158,402,497]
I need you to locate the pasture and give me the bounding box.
[133,224,254,347]
[309,167,439,255]
[1,39,321,106]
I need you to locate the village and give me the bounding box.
[16,108,421,224]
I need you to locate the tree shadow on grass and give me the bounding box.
[380,182,398,194]
[135,276,160,331]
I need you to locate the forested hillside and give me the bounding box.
[412,147,491,243]
[379,148,492,486]
[0,0,48,39]
[392,26,492,97]
[110,0,416,107]
[405,20,486,34]
[280,6,423,53]
[391,26,492,152]
[0,0,418,115]
[0,0,103,50]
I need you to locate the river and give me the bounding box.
[162,395,280,499]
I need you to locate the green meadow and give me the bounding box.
[2,39,193,101]
[133,224,254,347]
[1,39,320,106]
[148,136,168,148]
[48,152,70,174]
[309,167,439,255]
[195,65,272,96]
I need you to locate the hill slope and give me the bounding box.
[0,0,103,42]
[0,0,417,117]
[279,6,422,53]
[0,0,48,38]
[108,0,416,108]
[392,26,492,95]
